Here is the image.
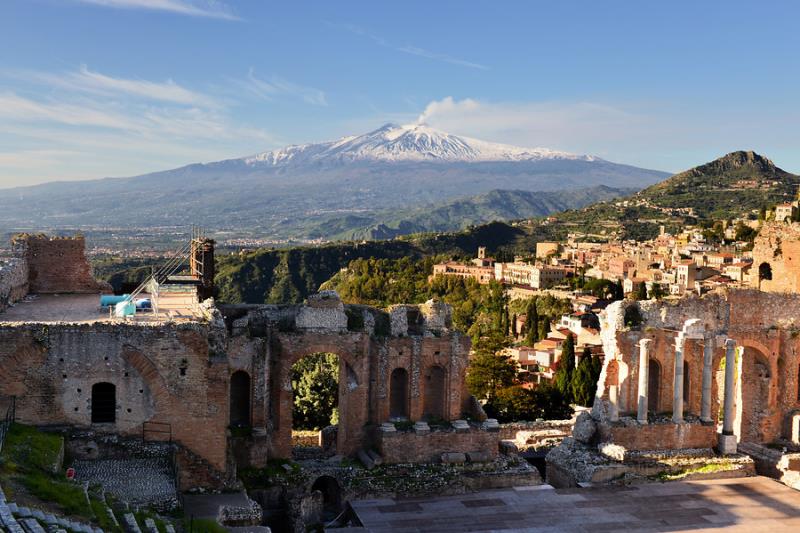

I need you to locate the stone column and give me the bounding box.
[637,338,651,424]
[718,339,738,454]
[700,334,715,423]
[672,331,686,423]
[609,384,619,422]
[722,339,737,435]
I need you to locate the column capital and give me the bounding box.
[639,338,652,348]
[724,338,736,349]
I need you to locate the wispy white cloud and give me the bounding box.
[333,22,488,70]
[7,65,219,107]
[0,67,282,186]
[396,46,488,70]
[72,0,240,20]
[237,68,327,106]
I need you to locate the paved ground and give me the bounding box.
[350,476,800,532]
[0,294,197,324]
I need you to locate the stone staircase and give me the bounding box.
[0,481,180,533]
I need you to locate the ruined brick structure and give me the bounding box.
[11,234,111,294]
[751,221,800,292]
[0,237,486,489]
[593,289,800,450]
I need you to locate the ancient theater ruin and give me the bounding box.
[0,233,498,491]
[548,287,800,488]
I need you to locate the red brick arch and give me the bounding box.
[270,333,372,458]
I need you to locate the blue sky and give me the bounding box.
[1,0,800,187]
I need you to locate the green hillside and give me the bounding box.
[308,185,634,240]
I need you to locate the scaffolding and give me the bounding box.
[120,227,211,321]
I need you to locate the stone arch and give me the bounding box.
[120,346,170,411]
[230,370,251,427]
[270,334,369,459]
[91,382,116,423]
[740,344,774,443]
[310,475,343,519]
[423,365,446,420]
[390,368,410,419]
[0,346,44,397]
[648,359,662,413]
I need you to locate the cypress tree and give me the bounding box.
[554,333,576,400]
[635,282,648,301]
[525,298,539,346]
[571,347,600,407]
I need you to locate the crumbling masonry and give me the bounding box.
[0,234,490,489]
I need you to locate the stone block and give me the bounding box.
[466,451,491,463]
[598,442,626,462]
[499,440,519,455]
[573,412,597,444]
[717,433,738,455]
[440,452,466,464]
[414,421,431,434]
[481,419,500,432]
[452,419,470,432]
[380,422,397,433]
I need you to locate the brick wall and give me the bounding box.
[12,234,111,294]
[376,428,499,463]
[601,421,716,451]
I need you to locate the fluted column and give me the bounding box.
[672,330,686,423]
[722,339,737,435]
[700,334,715,423]
[637,338,651,424]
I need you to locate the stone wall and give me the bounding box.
[11,234,111,294]
[594,288,800,449]
[376,428,499,464]
[0,321,230,478]
[0,291,479,488]
[600,421,716,451]
[751,222,800,293]
[0,258,28,312]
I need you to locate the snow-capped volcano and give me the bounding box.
[244,123,597,166]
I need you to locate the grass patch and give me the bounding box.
[655,462,736,481]
[135,510,168,533]
[0,423,96,520]
[0,423,95,519]
[185,517,228,533]
[90,496,121,532]
[239,459,303,489]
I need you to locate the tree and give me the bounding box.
[525,297,539,346]
[635,282,648,301]
[650,282,665,300]
[466,342,518,403]
[554,333,576,401]
[613,280,625,300]
[292,353,340,430]
[571,348,601,407]
[511,313,518,337]
[484,382,573,422]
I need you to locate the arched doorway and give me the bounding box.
[291,353,340,458]
[740,347,772,442]
[311,475,342,523]
[91,382,116,423]
[390,368,409,420]
[758,262,772,290]
[648,359,661,413]
[230,371,251,427]
[423,366,446,420]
